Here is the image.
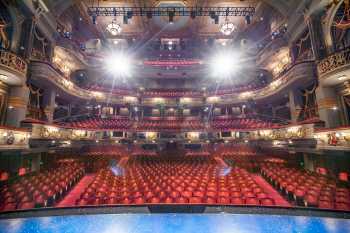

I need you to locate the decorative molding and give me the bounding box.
[0,50,27,78]
[317,48,350,77]
[8,96,27,108]
[317,97,338,109]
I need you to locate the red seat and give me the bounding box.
[245,198,260,205]
[260,198,275,206]
[18,201,35,209]
[231,198,244,205]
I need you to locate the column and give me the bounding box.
[289,89,303,123]
[18,18,35,59]
[6,85,30,127]
[307,13,327,60]
[303,154,315,172]
[42,88,56,123]
[31,154,41,173]
[316,85,341,128]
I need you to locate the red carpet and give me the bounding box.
[56,174,95,207]
[252,174,291,207]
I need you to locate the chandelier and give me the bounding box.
[106,20,122,36]
[220,22,236,36]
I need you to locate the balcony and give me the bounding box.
[0,50,27,85]
[206,61,315,104]
[317,48,350,85]
[29,61,138,105]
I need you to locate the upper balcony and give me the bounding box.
[206,61,316,105]
[29,61,138,105]
[0,50,27,86]
[317,48,350,86]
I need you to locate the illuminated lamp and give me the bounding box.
[0,171,9,181]
[106,20,122,36]
[105,53,132,76]
[18,167,26,176]
[210,51,240,77]
[220,22,236,36]
[339,172,349,182]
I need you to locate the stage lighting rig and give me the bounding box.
[168,11,175,24]
[87,6,255,17]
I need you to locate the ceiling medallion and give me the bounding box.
[220,22,236,36]
[106,20,122,36]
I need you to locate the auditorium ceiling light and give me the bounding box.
[106,20,122,36]
[210,51,239,77]
[105,53,132,76]
[220,22,236,36]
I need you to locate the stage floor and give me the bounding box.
[1,213,350,233]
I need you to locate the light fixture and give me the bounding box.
[210,51,240,77]
[220,22,236,36]
[0,74,8,80]
[168,11,174,24]
[245,15,251,25]
[338,75,347,81]
[105,53,132,76]
[106,20,122,36]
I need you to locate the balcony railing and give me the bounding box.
[0,50,27,77]
[317,47,350,76]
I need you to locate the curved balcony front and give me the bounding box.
[206,61,316,105]
[29,61,138,105]
[30,60,315,107]
[317,48,350,86]
[0,50,27,86]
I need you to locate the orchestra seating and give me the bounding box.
[211,118,279,130]
[0,163,84,211]
[75,156,276,206]
[261,164,350,211]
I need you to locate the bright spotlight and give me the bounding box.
[105,53,131,76]
[210,51,239,77]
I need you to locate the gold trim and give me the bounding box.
[8,97,27,108]
[317,98,338,109]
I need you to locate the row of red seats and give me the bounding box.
[208,83,263,96]
[84,145,128,157]
[66,118,132,130]
[261,164,350,211]
[0,163,84,211]
[136,120,204,131]
[75,156,276,206]
[211,118,279,130]
[142,89,202,98]
[89,85,135,96]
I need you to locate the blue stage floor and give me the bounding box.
[1,213,349,233]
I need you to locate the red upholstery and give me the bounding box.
[211,118,280,130]
[75,156,276,206]
[0,163,84,211]
[261,163,350,211]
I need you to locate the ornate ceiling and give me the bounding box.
[50,0,290,40]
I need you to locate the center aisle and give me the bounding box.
[252,174,291,207]
[56,174,95,207]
